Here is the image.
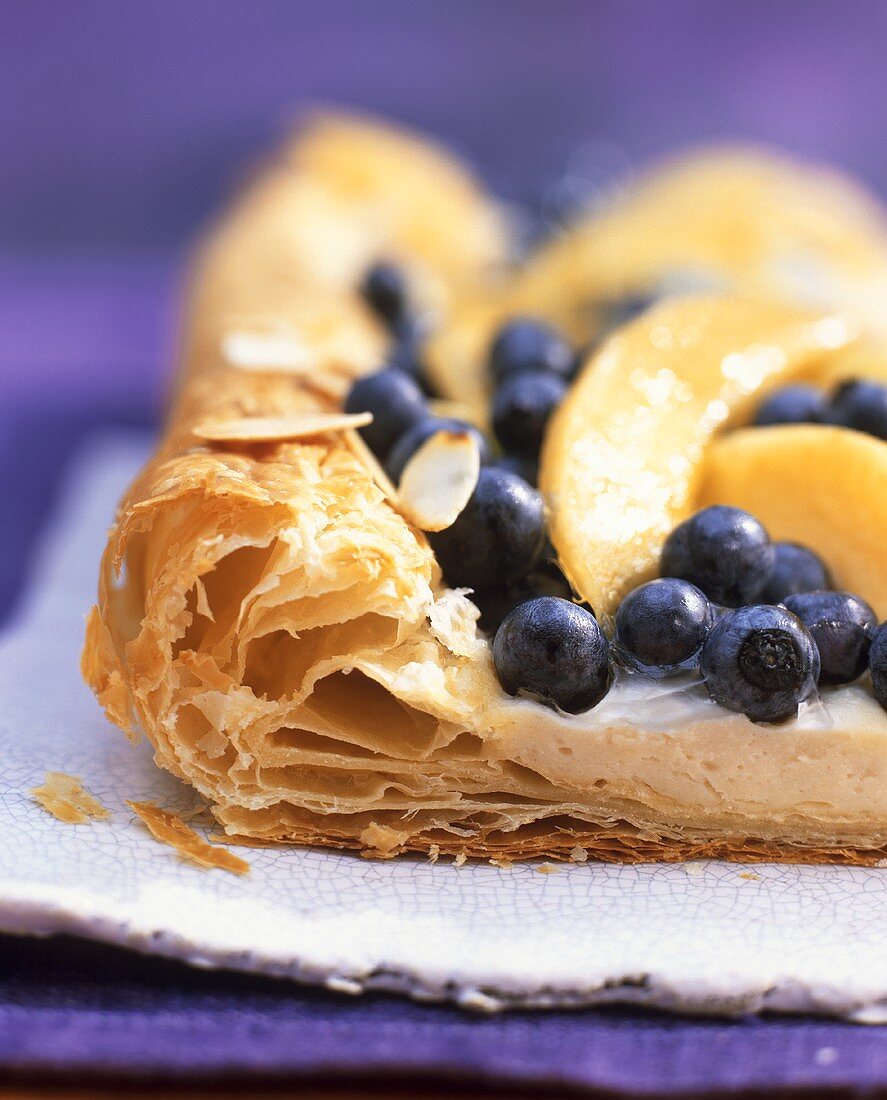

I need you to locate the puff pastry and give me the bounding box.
[83,114,887,863]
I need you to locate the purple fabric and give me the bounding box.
[5,0,887,248]
[1,259,887,1094]
[1,934,886,1094]
[0,256,175,621]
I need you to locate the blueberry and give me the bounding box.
[761,542,831,603]
[825,379,887,440]
[344,368,427,459]
[493,597,611,713]
[492,370,567,459]
[869,623,887,710]
[661,505,775,607]
[428,467,545,588]
[494,452,538,487]
[753,385,826,427]
[700,604,820,723]
[473,569,575,634]
[385,417,490,482]
[360,261,408,329]
[615,578,713,674]
[387,316,435,395]
[782,591,876,684]
[489,318,573,384]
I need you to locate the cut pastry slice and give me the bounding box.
[83,114,887,865]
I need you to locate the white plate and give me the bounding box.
[1,431,885,1020]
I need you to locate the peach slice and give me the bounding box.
[427,146,887,420]
[699,424,887,618]
[539,296,857,626]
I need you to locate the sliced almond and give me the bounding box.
[222,331,314,373]
[343,428,399,502]
[397,429,480,532]
[192,411,372,443]
[222,322,381,379]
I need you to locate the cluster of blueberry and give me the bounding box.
[496,504,887,723]
[346,262,887,725]
[488,318,574,486]
[625,505,884,722]
[346,264,488,484]
[755,378,887,439]
[346,263,578,626]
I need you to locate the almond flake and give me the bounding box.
[192,411,372,443]
[127,800,250,875]
[222,331,314,372]
[397,429,480,532]
[32,772,110,825]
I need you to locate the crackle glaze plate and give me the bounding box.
[1,430,886,1020]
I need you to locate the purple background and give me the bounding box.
[3,2,887,1092]
[5,0,887,248]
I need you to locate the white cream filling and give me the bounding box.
[482,667,887,835]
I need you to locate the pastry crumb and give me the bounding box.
[569,845,589,863]
[456,989,500,1013]
[535,862,559,874]
[739,871,762,881]
[127,800,250,875]
[683,861,705,877]
[875,859,887,868]
[427,843,440,864]
[325,975,363,996]
[427,589,487,658]
[359,822,406,857]
[453,852,467,867]
[193,576,215,621]
[32,772,110,825]
[208,833,280,848]
[489,857,513,870]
